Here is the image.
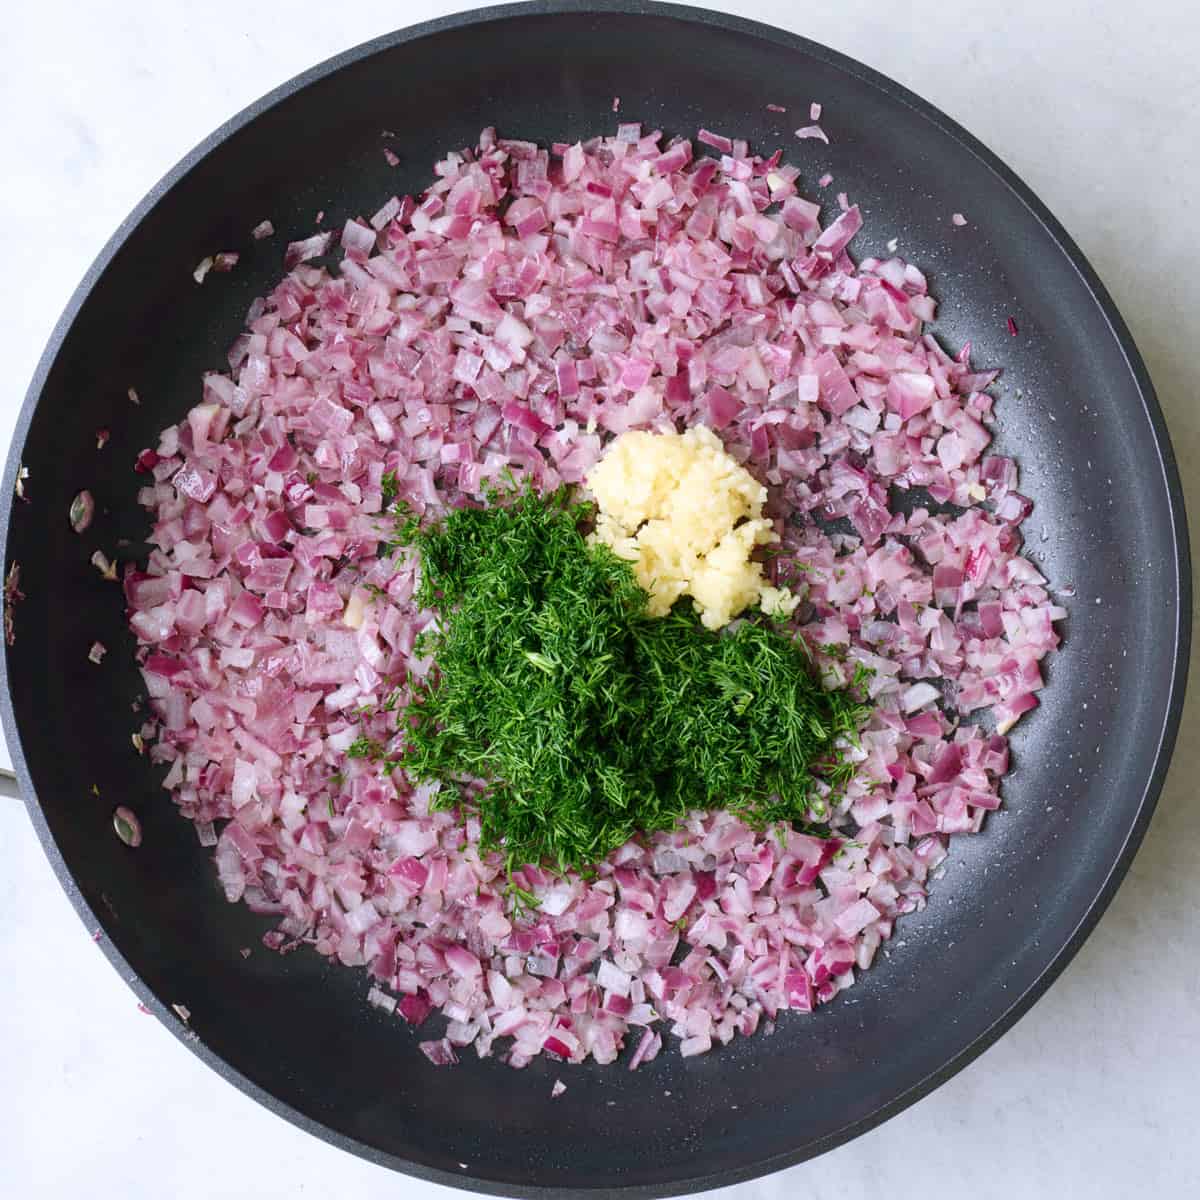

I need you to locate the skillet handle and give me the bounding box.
[0,771,20,801]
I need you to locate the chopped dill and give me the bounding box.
[347,735,385,761]
[380,469,401,507]
[395,486,869,873]
[503,878,541,920]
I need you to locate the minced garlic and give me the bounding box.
[586,426,798,630]
[342,590,367,629]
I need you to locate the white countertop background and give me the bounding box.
[4,1,1199,1196]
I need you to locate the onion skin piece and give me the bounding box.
[113,806,142,848]
[69,490,94,534]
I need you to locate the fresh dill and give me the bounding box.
[503,877,541,920]
[394,486,869,873]
[347,735,385,761]
[380,469,400,507]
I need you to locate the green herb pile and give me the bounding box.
[388,487,868,873]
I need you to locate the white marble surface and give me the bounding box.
[4,1,1199,1196]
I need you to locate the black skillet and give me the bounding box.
[1,2,1190,1196]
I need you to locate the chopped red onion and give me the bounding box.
[130,124,1060,1071]
[252,220,275,240]
[698,129,734,153]
[284,232,333,270]
[368,985,398,1014]
[88,640,107,665]
[340,219,376,261]
[794,125,829,143]
[419,1038,458,1066]
[370,196,401,231]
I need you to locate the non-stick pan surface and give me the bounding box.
[1,3,1189,1196]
